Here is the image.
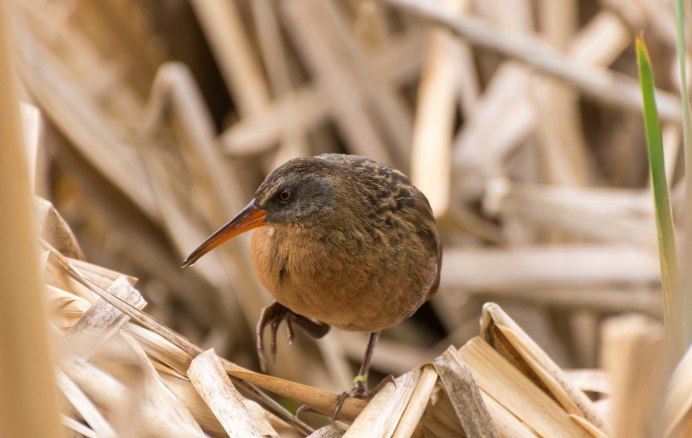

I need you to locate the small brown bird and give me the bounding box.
[181,154,441,417]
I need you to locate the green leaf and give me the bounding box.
[636,36,683,357]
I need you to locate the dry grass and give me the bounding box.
[4,0,692,436]
[36,210,614,436]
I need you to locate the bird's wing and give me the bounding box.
[414,192,442,301]
[319,153,442,300]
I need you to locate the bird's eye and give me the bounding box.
[278,189,292,202]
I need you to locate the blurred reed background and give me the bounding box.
[5,0,692,436]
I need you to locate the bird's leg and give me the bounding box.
[353,332,379,391]
[333,332,393,419]
[256,301,330,372]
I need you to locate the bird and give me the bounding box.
[181,154,441,418]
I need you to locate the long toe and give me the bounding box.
[332,381,369,420]
[295,404,320,419]
[288,312,331,339]
[256,302,292,371]
[256,320,268,373]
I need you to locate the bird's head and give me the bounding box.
[254,158,336,224]
[181,158,337,268]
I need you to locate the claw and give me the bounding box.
[255,302,331,372]
[286,319,295,345]
[295,404,319,418]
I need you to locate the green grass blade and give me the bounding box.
[636,36,683,357]
[674,0,692,348]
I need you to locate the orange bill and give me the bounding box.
[181,199,267,268]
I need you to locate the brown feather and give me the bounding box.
[250,154,441,332]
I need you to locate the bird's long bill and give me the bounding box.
[180,199,267,268]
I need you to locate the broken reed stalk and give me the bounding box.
[0,1,61,436]
[601,315,665,438]
[187,350,263,438]
[433,347,498,437]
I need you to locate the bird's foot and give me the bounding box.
[332,374,396,420]
[256,302,330,372]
